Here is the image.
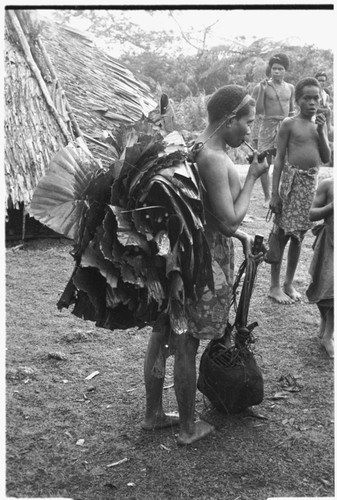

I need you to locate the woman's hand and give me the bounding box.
[234,230,264,263]
[248,151,269,181]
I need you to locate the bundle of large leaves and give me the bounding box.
[30,119,214,333]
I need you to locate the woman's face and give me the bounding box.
[227,106,256,148]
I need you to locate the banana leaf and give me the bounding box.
[31,117,214,334]
[29,143,102,240]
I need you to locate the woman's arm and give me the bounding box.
[200,152,268,236]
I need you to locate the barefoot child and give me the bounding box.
[306,177,334,357]
[268,77,331,304]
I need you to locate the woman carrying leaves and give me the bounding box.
[142,85,268,444]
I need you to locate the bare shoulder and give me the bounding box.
[197,146,232,170]
[280,116,295,130]
[196,146,233,182]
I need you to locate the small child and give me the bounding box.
[268,77,331,304]
[306,177,334,358]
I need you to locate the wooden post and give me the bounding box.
[21,203,26,244]
[7,10,72,143]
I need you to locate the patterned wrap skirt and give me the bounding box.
[186,230,234,340]
[274,163,318,241]
[258,115,284,151]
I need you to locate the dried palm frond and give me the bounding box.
[29,118,213,333]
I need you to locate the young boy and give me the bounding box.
[306,177,334,358]
[254,53,295,206]
[268,77,330,304]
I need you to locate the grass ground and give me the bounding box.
[6,168,334,500]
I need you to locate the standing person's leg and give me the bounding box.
[318,303,334,358]
[283,237,302,301]
[317,304,327,339]
[142,315,180,430]
[268,228,294,304]
[174,333,214,445]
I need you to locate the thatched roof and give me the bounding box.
[5,9,157,209]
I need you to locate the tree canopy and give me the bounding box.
[35,9,334,100]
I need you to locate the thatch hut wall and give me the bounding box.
[5,9,156,214]
[5,10,71,209]
[40,18,157,163]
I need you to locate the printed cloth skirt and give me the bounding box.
[186,230,234,340]
[274,163,318,241]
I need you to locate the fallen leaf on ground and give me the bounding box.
[48,351,67,360]
[269,392,289,400]
[106,457,128,467]
[160,444,171,451]
[85,371,100,380]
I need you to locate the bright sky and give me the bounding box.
[32,5,335,53]
[114,8,335,51]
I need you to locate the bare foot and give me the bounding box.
[176,419,214,445]
[321,337,334,358]
[141,412,180,430]
[268,286,294,304]
[283,284,301,302]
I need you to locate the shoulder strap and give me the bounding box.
[268,81,286,116]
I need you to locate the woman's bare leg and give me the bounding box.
[174,334,214,445]
[142,317,179,429]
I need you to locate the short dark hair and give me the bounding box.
[207,85,255,124]
[315,71,327,80]
[295,77,320,102]
[268,53,289,71]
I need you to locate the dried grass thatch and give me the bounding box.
[5,9,156,210]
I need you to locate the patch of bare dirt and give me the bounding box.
[6,175,334,499]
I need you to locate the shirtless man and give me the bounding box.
[254,54,295,207]
[142,85,268,445]
[268,77,330,304]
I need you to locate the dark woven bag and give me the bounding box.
[197,237,264,414]
[197,326,264,414]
